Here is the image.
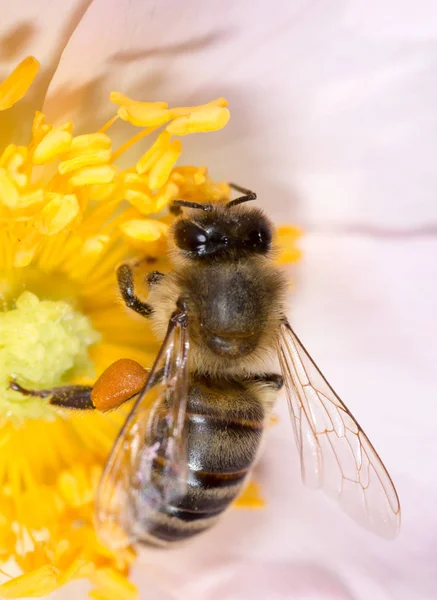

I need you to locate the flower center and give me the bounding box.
[0,289,99,424]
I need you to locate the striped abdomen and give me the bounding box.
[142,377,265,545]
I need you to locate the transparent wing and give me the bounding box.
[94,302,189,549]
[277,319,401,539]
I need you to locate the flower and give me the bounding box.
[0,55,301,599]
[2,3,434,599]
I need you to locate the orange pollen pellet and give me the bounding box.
[91,359,149,411]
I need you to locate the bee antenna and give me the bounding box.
[172,200,213,212]
[226,183,257,208]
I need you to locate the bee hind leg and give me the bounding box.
[9,358,151,412]
[9,380,94,409]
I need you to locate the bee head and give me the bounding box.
[171,196,273,260]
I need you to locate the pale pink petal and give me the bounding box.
[0,1,97,145]
[43,1,437,227]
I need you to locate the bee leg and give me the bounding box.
[9,358,155,412]
[146,270,165,287]
[249,373,284,390]
[9,380,95,409]
[117,263,153,318]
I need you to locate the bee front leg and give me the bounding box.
[117,263,154,318]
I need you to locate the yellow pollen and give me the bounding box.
[0,57,40,111]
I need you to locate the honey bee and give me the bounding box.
[11,184,401,548]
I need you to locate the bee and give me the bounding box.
[11,184,401,548]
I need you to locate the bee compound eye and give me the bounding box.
[174,221,209,252]
[247,224,272,251]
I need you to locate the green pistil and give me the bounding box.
[0,291,100,423]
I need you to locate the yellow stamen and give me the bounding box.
[0,57,40,111]
[35,193,79,235]
[69,133,112,154]
[0,145,28,188]
[12,229,41,267]
[110,92,167,110]
[87,182,118,202]
[154,181,179,213]
[0,168,19,208]
[98,114,119,134]
[0,565,60,597]
[18,189,45,208]
[149,139,182,190]
[136,131,171,175]
[58,149,112,175]
[69,165,117,186]
[124,189,154,214]
[32,128,72,165]
[31,112,51,144]
[111,127,155,162]
[117,103,170,128]
[233,481,265,509]
[80,235,110,258]
[119,219,167,242]
[276,225,303,264]
[91,568,138,600]
[167,106,230,135]
[168,96,228,118]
